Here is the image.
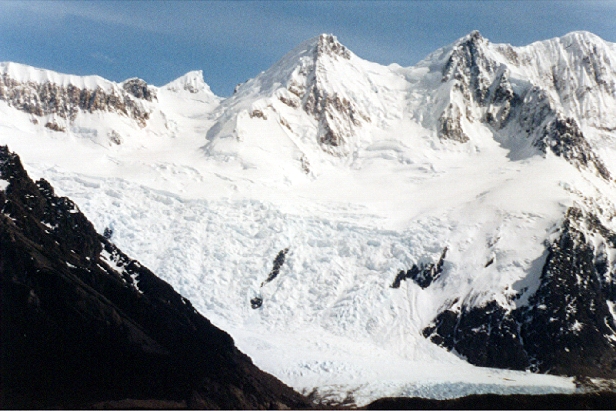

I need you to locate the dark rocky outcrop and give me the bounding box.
[438,104,469,143]
[423,208,616,378]
[535,115,611,179]
[251,248,290,309]
[391,248,447,289]
[519,208,616,376]
[261,248,289,286]
[422,301,530,371]
[122,78,156,102]
[250,296,264,310]
[0,146,309,409]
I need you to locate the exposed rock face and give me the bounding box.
[122,78,156,101]
[0,146,309,409]
[535,116,611,179]
[439,30,503,142]
[44,121,65,132]
[298,35,370,152]
[315,33,351,60]
[520,208,616,376]
[517,86,554,135]
[483,68,518,130]
[0,73,152,127]
[306,91,369,149]
[512,85,610,179]
[442,31,497,105]
[391,248,447,289]
[438,104,469,143]
[424,300,529,370]
[423,208,616,378]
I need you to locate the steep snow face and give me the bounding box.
[412,31,616,178]
[205,34,408,168]
[504,31,616,126]
[2,31,616,403]
[163,70,220,102]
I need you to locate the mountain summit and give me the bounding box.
[205,33,404,164]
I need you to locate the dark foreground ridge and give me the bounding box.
[0,146,309,409]
[365,391,616,410]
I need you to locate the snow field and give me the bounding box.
[29,159,578,404]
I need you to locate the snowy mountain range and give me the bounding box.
[2,30,616,403]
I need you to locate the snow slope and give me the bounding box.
[3,31,616,403]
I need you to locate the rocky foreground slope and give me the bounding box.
[0,146,309,409]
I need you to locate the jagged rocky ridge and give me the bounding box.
[0,146,309,409]
[199,30,616,180]
[423,207,616,377]
[437,31,613,179]
[0,64,153,128]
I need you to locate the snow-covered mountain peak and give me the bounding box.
[205,33,407,168]
[549,30,608,50]
[442,30,494,80]
[314,33,352,60]
[416,30,616,181]
[163,70,218,99]
[228,33,356,99]
[448,30,489,55]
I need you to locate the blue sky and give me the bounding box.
[0,1,615,96]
